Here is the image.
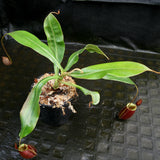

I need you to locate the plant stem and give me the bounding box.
[54,65,59,76]
[53,79,60,89]
[52,75,64,89]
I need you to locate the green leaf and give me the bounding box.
[85,44,109,60]
[103,74,135,85]
[64,48,85,71]
[8,31,63,71]
[44,13,65,63]
[71,61,151,79]
[71,70,107,80]
[62,82,100,105]
[64,44,109,72]
[44,13,65,74]
[19,75,58,139]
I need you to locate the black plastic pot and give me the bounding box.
[33,73,77,126]
[39,102,73,126]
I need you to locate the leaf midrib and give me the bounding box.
[72,68,148,77]
[48,15,58,61]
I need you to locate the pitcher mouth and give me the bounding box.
[127,103,137,111]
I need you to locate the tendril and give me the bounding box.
[1,33,12,64]
[130,84,139,104]
[89,101,93,108]
[51,10,60,15]
[150,69,160,75]
[69,68,83,74]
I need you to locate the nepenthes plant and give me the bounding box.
[1,11,160,159]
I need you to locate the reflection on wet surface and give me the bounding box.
[0,41,160,159]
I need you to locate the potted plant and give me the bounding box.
[1,11,160,159]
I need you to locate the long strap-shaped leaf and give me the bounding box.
[71,61,151,79]
[44,13,65,74]
[64,48,85,72]
[44,13,65,64]
[7,31,63,71]
[62,81,100,105]
[64,44,109,72]
[19,75,58,139]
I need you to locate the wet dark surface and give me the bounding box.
[0,41,160,160]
